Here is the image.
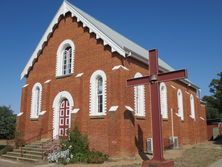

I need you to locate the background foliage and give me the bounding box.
[0,106,16,139]
[203,72,222,119]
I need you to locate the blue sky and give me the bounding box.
[0,0,221,114]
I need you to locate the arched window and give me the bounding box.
[97,76,103,113]
[56,39,75,77]
[134,73,145,116]
[30,83,42,119]
[62,46,72,75]
[160,82,168,119]
[190,94,195,119]
[177,89,184,120]
[90,70,107,116]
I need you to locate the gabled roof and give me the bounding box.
[21,0,174,79]
[20,1,199,90]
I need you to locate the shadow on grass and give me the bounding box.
[0,145,6,150]
[213,136,222,145]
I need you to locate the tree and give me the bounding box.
[202,72,222,119]
[0,106,16,139]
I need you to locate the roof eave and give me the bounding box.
[126,51,200,91]
[20,1,126,79]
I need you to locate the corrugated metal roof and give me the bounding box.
[67,1,175,72]
[20,1,199,90]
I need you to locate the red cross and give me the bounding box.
[127,49,187,167]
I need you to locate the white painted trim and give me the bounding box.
[52,91,74,139]
[190,94,196,120]
[89,70,107,116]
[109,106,119,112]
[170,85,176,89]
[44,80,51,84]
[199,117,205,121]
[185,91,190,95]
[175,113,181,118]
[177,89,184,120]
[75,73,84,78]
[23,84,29,88]
[160,82,168,119]
[56,39,75,77]
[39,111,47,116]
[72,108,80,113]
[125,106,134,112]
[20,1,126,79]
[30,83,42,119]
[17,112,23,117]
[112,65,129,71]
[134,73,145,117]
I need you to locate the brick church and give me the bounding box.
[17,1,207,157]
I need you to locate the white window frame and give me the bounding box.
[30,82,42,119]
[134,73,145,117]
[177,89,184,120]
[89,70,107,116]
[190,94,196,120]
[56,39,75,77]
[160,82,168,119]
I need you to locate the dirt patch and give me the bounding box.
[173,141,222,167]
[0,140,7,145]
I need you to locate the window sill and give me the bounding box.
[189,115,195,120]
[30,117,39,121]
[90,114,106,119]
[135,115,146,120]
[162,118,168,121]
[56,73,73,79]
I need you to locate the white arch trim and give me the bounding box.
[190,94,196,120]
[30,82,42,119]
[89,70,107,116]
[177,89,184,121]
[160,82,168,119]
[134,72,145,117]
[52,91,74,139]
[56,39,75,77]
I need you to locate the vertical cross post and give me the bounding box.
[127,49,187,167]
[149,49,164,161]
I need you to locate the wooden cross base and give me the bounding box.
[142,160,174,167]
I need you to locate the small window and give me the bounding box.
[30,83,42,119]
[62,46,72,75]
[177,89,184,120]
[89,70,107,116]
[190,94,195,119]
[97,76,103,113]
[134,73,145,117]
[56,39,75,77]
[160,82,168,119]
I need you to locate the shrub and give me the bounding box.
[87,150,108,164]
[0,145,13,155]
[48,128,108,164]
[61,128,89,154]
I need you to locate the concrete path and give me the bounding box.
[209,159,222,167]
[0,158,62,167]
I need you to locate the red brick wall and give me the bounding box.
[17,15,208,157]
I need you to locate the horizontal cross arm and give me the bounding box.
[127,76,150,87]
[158,69,188,82]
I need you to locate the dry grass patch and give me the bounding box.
[174,146,222,167]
